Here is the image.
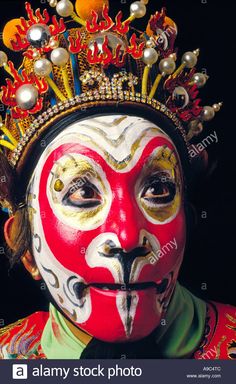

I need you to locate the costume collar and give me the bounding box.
[41,304,86,359]
[154,282,206,358]
[41,282,206,359]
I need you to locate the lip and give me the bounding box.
[73,275,172,299]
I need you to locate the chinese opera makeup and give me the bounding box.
[28,115,186,342]
[0,0,235,361]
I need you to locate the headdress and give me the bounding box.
[0,0,222,211]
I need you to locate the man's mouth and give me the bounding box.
[73,274,173,299]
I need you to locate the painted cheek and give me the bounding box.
[137,209,186,283]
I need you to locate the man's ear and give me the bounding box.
[4,216,15,250]
[4,216,42,281]
[21,251,42,281]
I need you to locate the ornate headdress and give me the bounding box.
[0,0,222,211]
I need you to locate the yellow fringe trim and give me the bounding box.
[61,67,73,99]
[124,14,136,24]
[142,66,150,96]
[172,62,186,79]
[17,121,25,136]
[3,64,14,78]
[149,74,162,99]
[46,76,67,101]
[0,139,15,151]
[0,126,18,147]
[71,12,86,26]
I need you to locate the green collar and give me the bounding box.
[154,282,206,358]
[41,282,206,359]
[41,304,86,359]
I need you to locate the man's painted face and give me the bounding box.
[28,115,186,342]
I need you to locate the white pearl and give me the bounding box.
[130,1,146,18]
[51,47,70,66]
[182,51,198,68]
[34,58,52,77]
[15,84,39,111]
[201,106,215,121]
[159,58,176,75]
[143,48,158,66]
[192,73,207,88]
[49,0,58,7]
[56,0,74,17]
[0,51,8,67]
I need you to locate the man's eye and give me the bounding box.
[141,180,176,205]
[62,184,102,208]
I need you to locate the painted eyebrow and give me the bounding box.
[139,171,176,188]
[50,153,79,175]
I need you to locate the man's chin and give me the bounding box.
[66,286,168,343]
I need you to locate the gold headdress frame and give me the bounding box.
[0,0,222,174]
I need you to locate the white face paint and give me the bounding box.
[27,114,186,342]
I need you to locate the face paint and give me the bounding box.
[28,115,186,342]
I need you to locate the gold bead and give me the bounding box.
[54,179,64,192]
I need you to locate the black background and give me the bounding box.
[0,0,235,325]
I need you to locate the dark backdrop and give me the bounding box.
[0,0,235,326]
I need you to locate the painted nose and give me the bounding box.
[106,188,145,251]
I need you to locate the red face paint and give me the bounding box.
[29,115,186,342]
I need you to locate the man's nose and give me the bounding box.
[105,188,146,251]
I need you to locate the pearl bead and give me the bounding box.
[192,73,207,88]
[56,0,74,17]
[34,58,52,77]
[49,0,58,7]
[201,106,215,121]
[49,37,59,49]
[27,24,51,48]
[213,102,223,112]
[32,50,41,60]
[143,48,158,66]
[0,51,8,66]
[51,47,70,66]
[182,51,198,68]
[159,58,176,75]
[130,1,146,18]
[169,53,177,61]
[146,39,155,48]
[15,84,39,111]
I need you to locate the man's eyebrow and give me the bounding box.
[64,154,78,166]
